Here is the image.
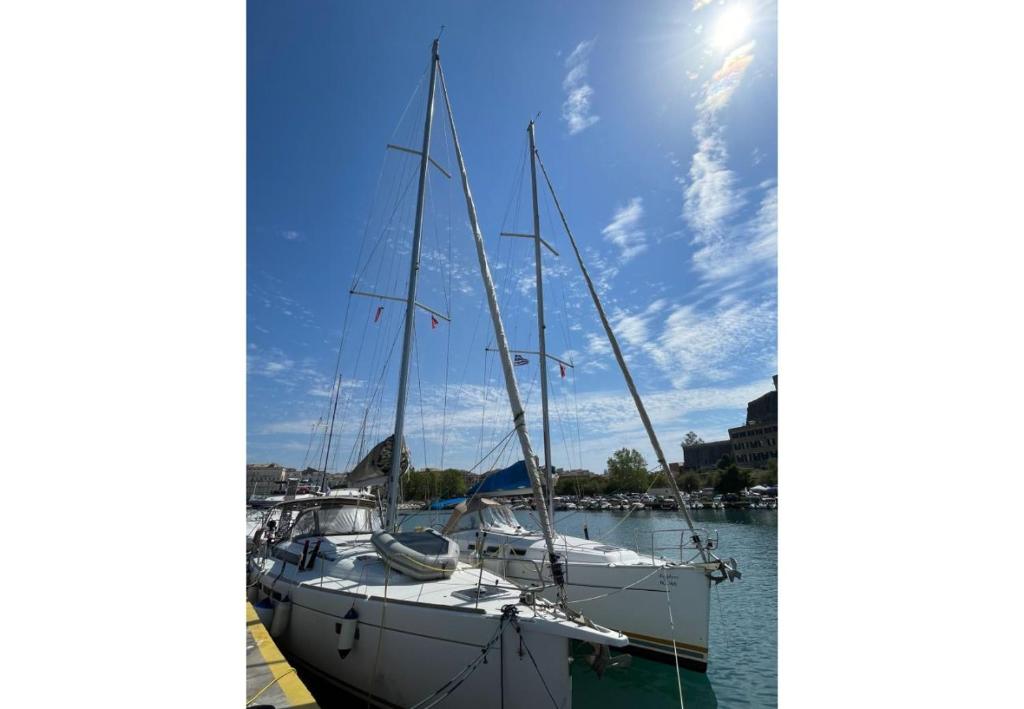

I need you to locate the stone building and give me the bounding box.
[681,375,778,470]
[246,463,287,498]
[729,375,778,468]
[681,440,734,470]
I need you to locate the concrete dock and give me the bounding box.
[246,601,319,708]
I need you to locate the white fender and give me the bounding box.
[269,598,291,638]
[337,607,359,658]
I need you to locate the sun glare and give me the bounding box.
[711,4,753,51]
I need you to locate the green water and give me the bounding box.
[550,508,778,709]
[292,508,777,708]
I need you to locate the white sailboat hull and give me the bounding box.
[250,530,626,708]
[257,581,575,708]
[452,530,712,670]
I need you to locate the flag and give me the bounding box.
[374,305,383,323]
[431,315,439,329]
[559,363,566,378]
[514,354,529,366]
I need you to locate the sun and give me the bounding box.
[710,4,753,52]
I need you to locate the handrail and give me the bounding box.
[631,527,720,565]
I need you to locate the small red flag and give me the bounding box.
[431,315,439,329]
[374,305,383,323]
[559,363,566,378]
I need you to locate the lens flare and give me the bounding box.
[711,4,753,51]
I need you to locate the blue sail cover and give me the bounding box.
[466,460,533,497]
[428,497,466,510]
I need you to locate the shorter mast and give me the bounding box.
[528,120,555,522]
[437,60,569,602]
[534,150,711,564]
[385,38,440,532]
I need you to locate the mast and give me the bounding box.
[528,121,556,522]
[318,375,342,493]
[534,150,711,564]
[385,38,439,532]
[437,60,569,603]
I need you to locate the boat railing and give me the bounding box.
[631,527,720,565]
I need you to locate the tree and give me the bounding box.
[683,431,705,447]
[716,454,735,471]
[681,472,702,493]
[556,476,606,496]
[439,469,467,498]
[606,448,649,493]
[715,464,750,494]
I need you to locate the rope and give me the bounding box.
[563,565,664,604]
[407,606,517,709]
[660,567,686,709]
[512,620,560,709]
[245,667,296,706]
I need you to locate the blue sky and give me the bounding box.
[247,0,777,475]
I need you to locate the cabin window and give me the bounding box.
[316,506,379,535]
[288,510,317,540]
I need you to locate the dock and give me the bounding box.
[246,601,319,708]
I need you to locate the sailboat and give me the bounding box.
[247,38,625,708]
[442,120,740,672]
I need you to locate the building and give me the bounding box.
[555,468,596,480]
[247,463,287,498]
[729,375,778,468]
[681,440,734,470]
[680,375,778,470]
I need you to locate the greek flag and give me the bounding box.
[514,354,529,366]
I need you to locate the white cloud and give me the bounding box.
[691,184,776,281]
[601,197,647,262]
[648,296,777,387]
[562,39,600,135]
[682,41,774,285]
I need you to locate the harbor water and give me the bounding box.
[556,508,777,709]
[275,507,777,708]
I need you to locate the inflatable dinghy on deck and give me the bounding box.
[371,528,459,580]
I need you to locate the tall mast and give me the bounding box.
[437,61,569,603]
[528,121,555,522]
[385,38,439,532]
[534,150,712,564]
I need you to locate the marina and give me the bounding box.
[249,507,778,708]
[245,5,779,707]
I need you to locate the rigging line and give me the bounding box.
[572,365,583,472]
[388,62,430,144]
[552,382,576,472]
[348,153,392,294]
[534,147,711,563]
[352,160,421,291]
[355,135,412,292]
[475,348,490,463]
[511,621,559,709]
[310,289,357,475]
[357,125,423,294]
[299,417,321,471]
[318,374,344,488]
[413,320,429,470]
[498,135,529,235]
[438,108,454,472]
[345,312,405,470]
[661,567,687,709]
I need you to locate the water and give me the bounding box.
[551,508,778,709]
[256,507,777,708]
